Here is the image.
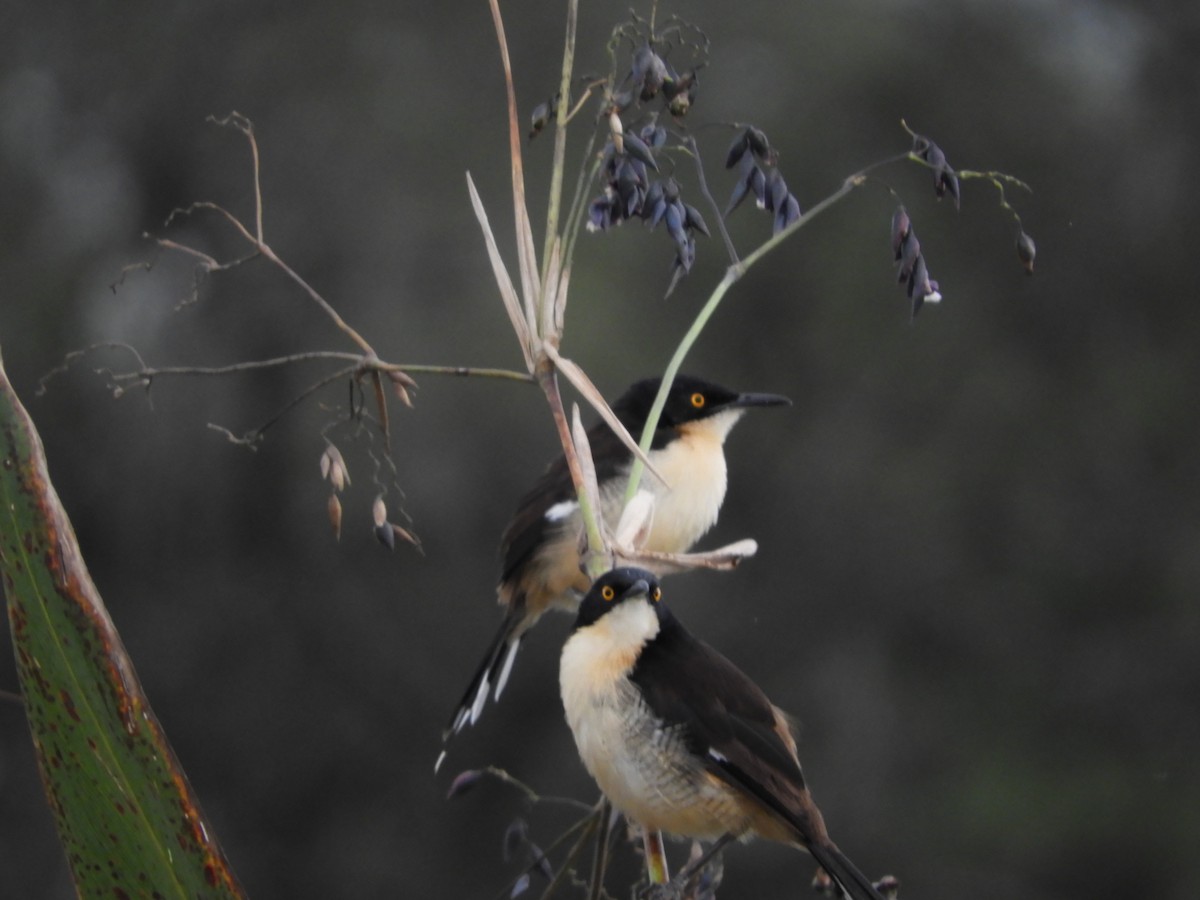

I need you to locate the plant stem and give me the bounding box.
[541,0,580,290]
[625,172,865,503]
[537,367,606,568]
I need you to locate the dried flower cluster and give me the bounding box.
[891,206,941,319]
[618,42,701,118]
[724,125,801,233]
[1016,229,1036,274]
[573,35,718,281]
[320,443,350,540]
[910,132,960,210]
[586,116,710,277]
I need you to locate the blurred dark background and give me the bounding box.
[2,0,1197,897]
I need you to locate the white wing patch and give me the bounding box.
[544,500,580,523]
[493,637,522,700]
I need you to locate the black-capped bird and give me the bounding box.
[441,375,789,758]
[559,567,886,900]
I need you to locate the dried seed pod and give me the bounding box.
[528,98,554,141]
[620,132,659,171]
[320,444,349,491]
[374,522,395,550]
[724,130,750,169]
[774,193,801,233]
[891,206,911,259]
[587,193,614,232]
[915,136,960,209]
[445,768,483,799]
[664,202,686,246]
[746,126,771,160]
[939,170,960,208]
[876,874,901,898]
[372,494,388,528]
[897,229,921,283]
[1016,230,1036,274]
[664,68,698,117]
[749,166,768,209]
[503,818,530,863]
[631,45,668,100]
[608,109,624,155]
[327,493,342,542]
[906,256,942,318]
[391,523,419,548]
[528,843,553,882]
[616,161,645,217]
[641,180,665,223]
[610,89,634,113]
[667,87,693,117]
[766,169,789,213]
[639,121,667,149]
[724,161,759,216]
[683,204,710,237]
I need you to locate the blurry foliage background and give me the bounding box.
[1,0,1198,898]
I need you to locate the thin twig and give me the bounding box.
[685,134,738,265]
[255,242,375,356]
[39,344,533,398]
[478,766,596,813]
[537,808,602,900]
[541,0,580,290]
[207,364,360,447]
[587,798,614,900]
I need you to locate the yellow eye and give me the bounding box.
[600,585,616,601]
[690,392,705,408]
[651,587,662,602]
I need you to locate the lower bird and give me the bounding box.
[439,375,789,764]
[559,567,887,900]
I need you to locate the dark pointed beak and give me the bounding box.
[623,579,652,601]
[732,391,791,409]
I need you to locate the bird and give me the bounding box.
[559,567,886,900]
[440,375,789,761]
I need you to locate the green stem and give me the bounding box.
[624,173,864,502]
[540,0,580,294]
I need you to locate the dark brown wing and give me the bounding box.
[628,610,809,800]
[499,417,634,584]
[629,612,885,900]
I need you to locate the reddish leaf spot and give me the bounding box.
[59,689,80,722]
[205,863,219,886]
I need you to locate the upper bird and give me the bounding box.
[559,567,886,900]
[441,374,789,758]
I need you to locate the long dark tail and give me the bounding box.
[808,841,887,900]
[436,609,524,772]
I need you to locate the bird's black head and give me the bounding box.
[574,567,664,630]
[613,375,790,433]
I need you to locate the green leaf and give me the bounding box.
[0,348,245,898]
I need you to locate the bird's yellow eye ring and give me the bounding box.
[651,586,662,602]
[690,392,705,408]
[600,585,616,601]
